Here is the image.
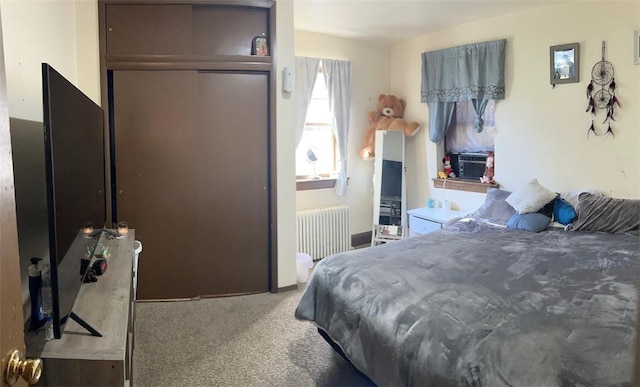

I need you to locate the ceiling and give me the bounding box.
[294,0,573,44]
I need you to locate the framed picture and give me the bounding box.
[635,30,640,65]
[550,43,579,85]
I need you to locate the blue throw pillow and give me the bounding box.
[507,213,552,233]
[553,197,577,225]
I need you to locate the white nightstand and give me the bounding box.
[407,207,463,237]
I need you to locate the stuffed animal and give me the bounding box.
[359,94,421,160]
[442,155,455,178]
[480,151,495,184]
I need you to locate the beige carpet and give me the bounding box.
[132,285,375,386]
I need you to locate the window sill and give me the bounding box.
[432,178,498,193]
[297,178,336,191]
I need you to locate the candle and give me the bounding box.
[118,221,129,236]
[83,222,94,235]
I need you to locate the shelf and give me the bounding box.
[106,54,272,71]
[432,178,498,194]
[106,54,272,63]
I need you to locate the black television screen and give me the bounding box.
[381,159,402,198]
[42,63,106,338]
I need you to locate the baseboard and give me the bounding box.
[351,231,372,248]
[276,284,299,293]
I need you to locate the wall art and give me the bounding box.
[550,43,579,85]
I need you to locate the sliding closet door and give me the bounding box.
[112,70,269,299]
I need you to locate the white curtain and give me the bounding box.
[294,57,320,147]
[445,100,496,153]
[322,59,351,196]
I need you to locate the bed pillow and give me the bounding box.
[506,179,558,214]
[567,193,640,233]
[553,197,577,225]
[468,188,516,226]
[507,213,552,232]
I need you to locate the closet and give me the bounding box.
[98,1,277,300]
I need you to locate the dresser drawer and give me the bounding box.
[410,215,441,236]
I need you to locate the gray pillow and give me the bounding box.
[468,188,517,226]
[567,193,640,233]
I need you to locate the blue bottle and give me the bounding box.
[28,257,45,330]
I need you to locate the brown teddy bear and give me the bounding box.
[359,94,421,160]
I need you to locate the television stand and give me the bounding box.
[26,230,136,386]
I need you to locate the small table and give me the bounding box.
[408,207,463,237]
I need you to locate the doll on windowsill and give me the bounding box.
[439,156,456,179]
[480,152,495,184]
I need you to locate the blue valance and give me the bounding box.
[421,39,506,143]
[421,39,506,103]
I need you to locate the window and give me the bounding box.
[445,100,496,154]
[296,66,339,181]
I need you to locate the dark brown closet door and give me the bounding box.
[112,70,269,299]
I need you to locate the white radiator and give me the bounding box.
[296,206,351,260]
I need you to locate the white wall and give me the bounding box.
[1,0,99,120]
[295,30,392,234]
[74,0,100,102]
[391,1,640,214]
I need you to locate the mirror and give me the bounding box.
[306,146,320,179]
[372,131,406,245]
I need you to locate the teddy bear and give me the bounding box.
[480,151,495,184]
[440,155,455,178]
[359,94,421,160]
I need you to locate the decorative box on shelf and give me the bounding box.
[408,207,463,237]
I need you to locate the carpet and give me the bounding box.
[132,285,375,386]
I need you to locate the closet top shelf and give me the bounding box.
[105,55,272,71]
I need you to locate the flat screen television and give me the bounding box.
[380,159,402,198]
[42,63,106,338]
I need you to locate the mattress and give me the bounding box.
[295,219,639,386]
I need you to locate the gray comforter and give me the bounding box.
[295,220,639,386]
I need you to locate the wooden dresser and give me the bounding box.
[27,230,137,386]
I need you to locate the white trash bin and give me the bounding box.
[296,253,313,283]
[133,240,143,294]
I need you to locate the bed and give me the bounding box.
[295,186,640,386]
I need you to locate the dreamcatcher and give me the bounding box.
[586,41,620,138]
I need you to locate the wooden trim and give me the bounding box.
[106,54,271,62]
[101,0,274,7]
[297,178,336,191]
[106,61,272,71]
[268,1,278,293]
[432,178,498,194]
[105,55,271,71]
[276,284,299,293]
